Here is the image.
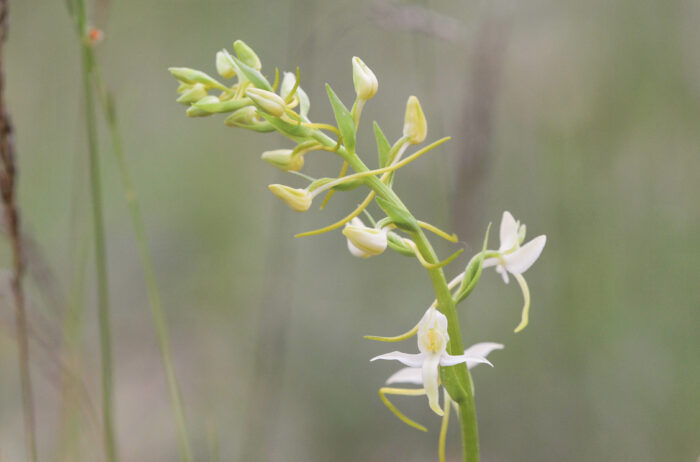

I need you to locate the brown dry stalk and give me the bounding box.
[0,0,38,461]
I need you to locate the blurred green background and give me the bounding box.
[1,0,698,461]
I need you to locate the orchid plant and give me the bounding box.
[169,40,546,462]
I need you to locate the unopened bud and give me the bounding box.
[352,57,378,101]
[186,105,213,118]
[246,88,287,117]
[268,184,312,212]
[216,51,236,79]
[225,106,259,127]
[176,83,207,104]
[343,218,387,258]
[233,40,262,71]
[261,149,304,172]
[280,72,297,101]
[403,95,427,144]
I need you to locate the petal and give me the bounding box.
[463,342,504,359]
[371,351,425,368]
[502,235,546,274]
[499,211,519,251]
[421,354,443,416]
[386,367,423,385]
[464,343,504,368]
[347,239,370,258]
[496,264,510,284]
[482,257,499,268]
[440,353,493,368]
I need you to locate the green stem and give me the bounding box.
[311,131,479,461]
[75,1,118,460]
[97,87,193,462]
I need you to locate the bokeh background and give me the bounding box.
[1,0,699,461]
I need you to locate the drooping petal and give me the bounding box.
[499,211,519,252]
[502,235,546,275]
[371,351,425,368]
[440,353,492,368]
[421,354,444,416]
[385,367,423,385]
[463,343,504,365]
[482,257,499,269]
[496,264,510,284]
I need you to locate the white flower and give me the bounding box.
[385,342,503,386]
[371,308,492,415]
[342,217,388,258]
[483,211,546,332]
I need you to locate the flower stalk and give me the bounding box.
[169,42,546,462]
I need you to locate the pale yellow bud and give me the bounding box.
[352,57,378,101]
[224,106,259,127]
[176,83,207,104]
[268,184,312,212]
[216,51,236,79]
[261,149,304,172]
[233,40,262,71]
[403,95,427,144]
[342,218,387,258]
[246,88,287,117]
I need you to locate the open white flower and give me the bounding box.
[385,342,503,386]
[483,211,546,332]
[371,307,491,415]
[342,217,388,258]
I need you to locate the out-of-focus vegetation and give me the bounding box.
[1,0,698,461]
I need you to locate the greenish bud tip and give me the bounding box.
[246,88,287,117]
[352,56,378,101]
[233,40,262,71]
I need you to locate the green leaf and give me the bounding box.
[454,223,491,304]
[230,55,273,91]
[325,83,356,153]
[260,113,312,137]
[373,121,391,168]
[375,196,419,232]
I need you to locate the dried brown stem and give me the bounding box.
[0,1,38,461]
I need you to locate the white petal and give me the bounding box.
[464,342,504,359]
[502,235,546,274]
[385,367,423,385]
[421,354,443,416]
[496,264,510,284]
[482,257,499,268]
[464,343,504,368]
[349,217,365,227]
[347,239,370,258]
[499,211,519,252]
[440,353,493,368]
[371,351,425,368]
